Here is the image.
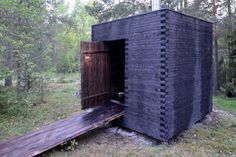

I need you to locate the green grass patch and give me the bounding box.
[213,95,236,113]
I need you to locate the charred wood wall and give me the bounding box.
[92,9,213,141]
[161,11,213,139]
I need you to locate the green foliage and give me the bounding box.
[67,139,79,151]
[0,0,54,91]
[85,0,150,23]
[0,86,34,117]
[0,68,13,80]
[56,54,79,73]
[0,0,95,99]
[60,139,79,151]
[223,82,236,97]
[52,0,96,73]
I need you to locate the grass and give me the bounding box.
[41,92,236,157]
[41,93,236,157]
[0,73,81,141]
[0,75,236,156]
[213,95,236,114]
[40,109,236,157]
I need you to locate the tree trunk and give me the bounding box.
[226,0,232,83]
[5,76,12,87]
[24,61,29,93]
[180,0,183,10]
[184,0,187,8]
[213,37,219,92]
[4,44,13,87]
[16,60,21,94]
[212,0,219,92]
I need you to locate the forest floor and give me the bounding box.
[0,74,236,157]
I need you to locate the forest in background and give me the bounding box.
[0,0,236,111]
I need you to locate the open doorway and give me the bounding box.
[81,39,125,109]
[106,40,125,104]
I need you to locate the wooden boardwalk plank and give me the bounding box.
[0,103,124,157]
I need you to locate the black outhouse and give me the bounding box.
[80,9,213,141]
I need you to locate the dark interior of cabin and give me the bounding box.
[106,39,125,104]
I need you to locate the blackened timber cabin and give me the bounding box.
[80,9,213,141]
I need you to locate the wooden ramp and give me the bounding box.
[0,103,124,157]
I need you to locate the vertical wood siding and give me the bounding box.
[81,42,110,109]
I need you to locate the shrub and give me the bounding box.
[0,86,33,116]
[60,139,78,151]
[224,82,236,97]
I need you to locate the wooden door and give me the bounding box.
[81,41,110,109]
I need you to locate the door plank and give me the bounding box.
[81,41,110,109]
